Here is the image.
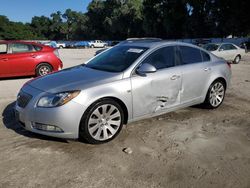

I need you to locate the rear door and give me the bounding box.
[0,43,10,77]
[7,43,37,76]
[177,45,211,104]
[131,46,182,118]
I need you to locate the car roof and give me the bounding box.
[0,40,42,46]
[119,40,201,49]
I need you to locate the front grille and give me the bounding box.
[17,92,32,108]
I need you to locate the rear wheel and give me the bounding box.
[234,55,241,64]
[203,80,226,109]
[36,63,52,77]
[79,99,124,144]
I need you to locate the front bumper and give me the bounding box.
[15,85,87,139]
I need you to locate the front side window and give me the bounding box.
[9,43,34,53]
[85,45,148,72]
[141,46,175,70]
[179,46,202,65]
[0,44,7,54]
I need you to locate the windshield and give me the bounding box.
[85,45,148,72]
[203,43,219,51]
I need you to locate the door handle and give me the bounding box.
[204,67,211,71]
[0,58,8,61]
[170,75,180,80]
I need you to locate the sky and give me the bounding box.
[0,0,92,23]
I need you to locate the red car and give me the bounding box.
[0,41,63,78]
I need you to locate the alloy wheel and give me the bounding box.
[87,104,121,141]
[209,82,225,107]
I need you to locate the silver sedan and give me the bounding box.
[15,41,231,144]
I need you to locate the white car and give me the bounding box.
[203,43,245,63]
[89,40,107,48]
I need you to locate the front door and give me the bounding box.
[131,46,182,118]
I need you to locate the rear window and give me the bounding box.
[179,46,202,65]
[0,44,7,54]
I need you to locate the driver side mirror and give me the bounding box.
[219,48,224,51]
[136,63,157,76]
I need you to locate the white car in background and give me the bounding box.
[89,40,107,48]
[203,43,245,64]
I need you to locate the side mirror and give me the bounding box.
[136,63,157,76]
[219,48,224,51]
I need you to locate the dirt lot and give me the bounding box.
[0,49,250,188]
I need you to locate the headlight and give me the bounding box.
[37,90,80,108]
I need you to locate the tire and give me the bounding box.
[59,46,63,49]
[203,80,226,109]
[36,63,52,77]
[79,99,124,144]
[234,55,241,64]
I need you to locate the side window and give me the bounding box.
[179,46,202,64]
[33,45,42,51]
[0,44,7,54]
[220,44,236,51]
[142,46,175,70]
[201,51,211,62]
[9,43,34,54]
[229,44,237,50]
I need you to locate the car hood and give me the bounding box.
[28,65,123,93]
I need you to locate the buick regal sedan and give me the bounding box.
[15,41,231,144]
[0,41,63,78]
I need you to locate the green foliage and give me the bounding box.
[0,0,250,40]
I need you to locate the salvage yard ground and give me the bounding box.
[0,49,250,188]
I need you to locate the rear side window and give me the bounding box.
[142,46,175,70]
[9,43,34,53]
[0,44,7,54]
[201,51,211,62]
[179,46,202,64]
[220,44,237,51]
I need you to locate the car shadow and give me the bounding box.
[2,101,69,143]
[0,76,33,81]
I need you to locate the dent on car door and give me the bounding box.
[8,43,36,75]
[131,46,182,118]
[178,46,211,103]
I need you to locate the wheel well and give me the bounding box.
[214,77,227,90]
[36,62,53,71]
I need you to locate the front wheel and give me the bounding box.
[79,99,124,144]
[203,80,226,109]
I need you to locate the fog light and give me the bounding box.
[32,122,63,133]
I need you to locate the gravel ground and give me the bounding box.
[0,49,250,188]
